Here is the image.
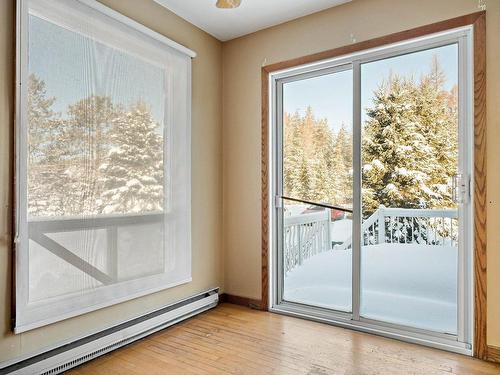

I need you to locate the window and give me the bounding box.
[269,27,474,353]
[15,0,194,332]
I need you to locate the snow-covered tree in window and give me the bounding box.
[60,96,123,215]
[27,74,68,217]
[362,60,458,217]
[64,96,121,166]
[417,58,459,187]
[27,74,59,164]
[283,107,353,207]
[332,124,353,206]
[98,101,164,214]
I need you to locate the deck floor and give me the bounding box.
[69,303,500,375]
[284,244,457,333]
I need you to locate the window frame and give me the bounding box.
[14,0,195,333]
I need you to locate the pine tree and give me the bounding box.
[333,124,353,206]
[283,111,303,199]
[53,96,124,215]
[27,74,59,163]
[27,74,68,216]
[418,69,458,190]
[64,96,121,165]
[363,77,431,214]
[98,101,164,214]
[362,63,458,216]
[283,107,345,205]
[428,54,447,91]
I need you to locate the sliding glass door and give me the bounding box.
[359,44,461,334]
[271,28,473,352]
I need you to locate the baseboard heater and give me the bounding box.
[0,288,219,375]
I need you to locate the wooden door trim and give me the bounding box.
[261,11,487,359]
[472,11,487,361]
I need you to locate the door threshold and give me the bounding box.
[270,303,472,356]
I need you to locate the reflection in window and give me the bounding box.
[27,16,166,218]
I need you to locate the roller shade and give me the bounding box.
[15,0,193,332]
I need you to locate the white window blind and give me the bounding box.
[15,0,194,333]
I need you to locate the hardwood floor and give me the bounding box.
[69,303,500,375]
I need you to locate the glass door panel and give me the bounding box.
[359,44,460,333]
[281,69,353,312]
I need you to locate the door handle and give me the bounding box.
[452,174,470,204]
[451,174,459,203]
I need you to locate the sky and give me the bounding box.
[29,15,166,124]
[283,43,458,134]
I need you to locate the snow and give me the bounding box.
[363,164,373,172]
[371,159,384,170]
[284,243,457,334]
[107,146,123,156]
[140,175,157,184]
[330,218,352,244]
[126,178,143,188]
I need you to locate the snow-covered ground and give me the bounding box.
[284,243,457,334]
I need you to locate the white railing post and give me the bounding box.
[337,208,379,250]
[378,205,386,244]
[106,226,118,281]
[298,225,302,266]
[326,209,331,251]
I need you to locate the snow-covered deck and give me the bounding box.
[284,243,457,334]
[282,204,459,334]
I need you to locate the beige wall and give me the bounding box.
[0,0,223,363]
[222,0,500,346]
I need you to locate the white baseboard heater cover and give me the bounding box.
[0,288,219,375]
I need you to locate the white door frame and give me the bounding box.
[269,26,474,355]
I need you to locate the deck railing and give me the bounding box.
[283,210,331,274]
[336,206,458,250]
[284,205,459,273]
[28,212,164,284]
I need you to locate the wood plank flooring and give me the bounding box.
[69,303,500,375]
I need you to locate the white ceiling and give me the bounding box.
[154,0,351,41]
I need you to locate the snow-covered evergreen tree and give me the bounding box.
[362,61,458,216]
[332,124,353,206]
[284,107,353,206]
[64,96,121,165]
[27,74,69,216]
[57,96,124,215]
[98,101,164,214]
[27,74,59,163]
